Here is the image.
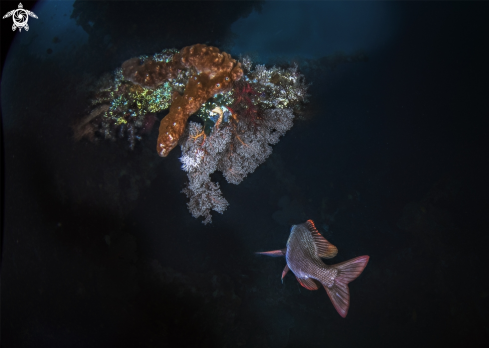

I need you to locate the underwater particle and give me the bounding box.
[140,114,158,134]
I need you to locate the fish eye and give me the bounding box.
[216,83,220,88]
[225,77,229,81]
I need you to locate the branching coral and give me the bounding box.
[177,57,307,223]
[122,44,243,157]
[180,107,296,224]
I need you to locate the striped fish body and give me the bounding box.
[286,222,338,289]
[256,220,369,318]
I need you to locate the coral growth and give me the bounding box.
[73,49,178,149]
[77,45,308,223]
[180,106,296,223]
[122,44,243,157]
[176,56,308,223]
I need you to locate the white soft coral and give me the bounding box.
[179,149,204,172]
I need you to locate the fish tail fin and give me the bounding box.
[323,255,369,318]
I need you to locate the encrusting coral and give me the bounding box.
[73,49,178,150]
[76,44,308,223]
[122,44,243,157]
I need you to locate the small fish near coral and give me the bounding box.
[256,220,369,318]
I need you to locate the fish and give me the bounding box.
[256,220,369,318]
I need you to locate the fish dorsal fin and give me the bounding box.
[296,275,319,290]
[305,220,338,259]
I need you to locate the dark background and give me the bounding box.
[2,1,488,347]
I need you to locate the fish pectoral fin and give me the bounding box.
[295,276,320,290]
[305,220,338,259]
[281,264,290,283]
[255,248,286,257]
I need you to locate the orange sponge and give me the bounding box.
[122,44,243,157]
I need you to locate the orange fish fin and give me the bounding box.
[255,249,286,257]
[305,219,338,259]
[281,264,289,283]
[295,276,320,290]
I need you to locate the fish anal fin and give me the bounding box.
[325,282,350,318]
[305,220,338,259]
[255,248,286,257]
[281,264,289,283]
[296,276,319,290]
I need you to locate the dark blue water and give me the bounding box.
[2,1,488,347]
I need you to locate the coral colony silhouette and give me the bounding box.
[75,44,308,223]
